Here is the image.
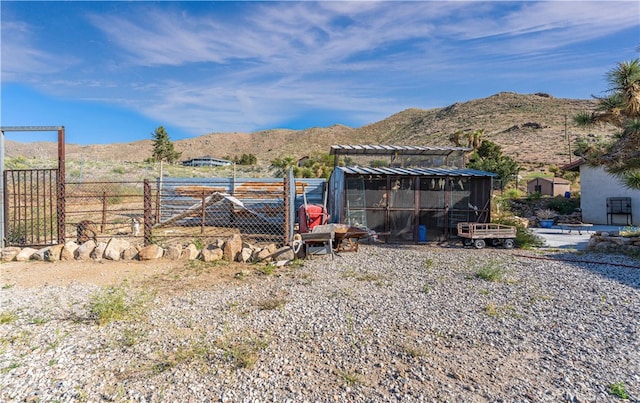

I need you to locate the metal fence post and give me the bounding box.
[283,172,290,246]
[57,128,66,244]
[201,191,206,234]
[144,179,152,246]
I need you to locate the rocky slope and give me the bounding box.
[5,92,616,170]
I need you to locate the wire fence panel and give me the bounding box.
[64,181,145,244]
[5,175,322,248]
[153,178,288,246]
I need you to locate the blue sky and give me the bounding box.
[1,1,638,145]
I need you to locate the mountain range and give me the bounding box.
[5,92,616,172]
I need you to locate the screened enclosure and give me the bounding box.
[328,167,495,242]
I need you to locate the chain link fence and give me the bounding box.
[64,180,145,245]
[150,178,292,247]
[62,178,298,248]
[4,171,327,248]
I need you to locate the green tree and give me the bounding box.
[448,129,484,151]
[151,126,182,163]
[270,153,335,179]
[574,58,640,188]
[234,154,257,165]
[270,155,297,177]
[467,140,520,190]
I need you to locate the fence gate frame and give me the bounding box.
[1,126,66,248]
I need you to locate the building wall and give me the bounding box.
[527,179,551,195]
[580,165,639,225]
[327,167,493,242]
[527,178,570,197]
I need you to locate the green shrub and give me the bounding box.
[476,261,506,282]
[545,196,580,215]
[0,311,17,324]
[86,285,154,326]
[608,381,629,399]
[494,216,544,249]
[526,192,542,201]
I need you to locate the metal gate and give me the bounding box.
[3,169,62,247]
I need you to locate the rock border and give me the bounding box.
[1,234,295,265]
[587,230,640,256]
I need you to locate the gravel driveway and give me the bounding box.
[1,246,639,402]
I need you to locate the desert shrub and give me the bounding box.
[545,197,579,215]
[526,192,542,201]
[494,216,544,249]
[86,285,155,326]
[476,261,506,282]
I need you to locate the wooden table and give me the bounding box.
[558,222,593,235]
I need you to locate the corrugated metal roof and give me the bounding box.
[330,144,471,156]
[336,166,497,177]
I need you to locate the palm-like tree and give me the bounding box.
[574,58,640,188]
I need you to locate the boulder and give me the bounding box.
[104,238,131,261]
[1,247,22,262]
[91,242,108,261]
[138,244,164,260]
[16,247,37,262]
[201,245,223,262]
[122,246,139,260]
[61,241,79,261]
[271,246,295,262]
[254,247,273,262]
[223,234,243,261]
[240,247,254,263]
[609,236,632,246]
[164,244,182,260]
[75,240,97,260]
[32,247,48,261]
[181,244,200,260]
[264,243,278,254]
[46,244,65,262]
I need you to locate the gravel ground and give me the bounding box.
[1,245,639,402]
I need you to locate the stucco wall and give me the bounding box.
[527,178,570,197]
[580,166,640,226]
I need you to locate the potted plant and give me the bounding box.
[536,209,557,228]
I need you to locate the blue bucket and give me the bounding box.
[418,225,427,242]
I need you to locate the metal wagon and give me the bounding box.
[457,222,517,249]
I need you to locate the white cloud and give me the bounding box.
[1,21,77,80]
[442,1,639,53]
[3,1,638,137]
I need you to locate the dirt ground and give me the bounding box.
[0,259,258,293]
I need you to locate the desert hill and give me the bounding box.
[5,92,615,171]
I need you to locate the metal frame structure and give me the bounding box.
[0,126,65,248]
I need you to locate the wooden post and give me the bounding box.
[101,191,107,233]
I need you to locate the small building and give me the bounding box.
[182,156,232,167]
[563,159,638,225]
[327,145,497,242]
[526,177,571,197]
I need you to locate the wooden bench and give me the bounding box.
[558,222,593,235]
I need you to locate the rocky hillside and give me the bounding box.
[5,92,616,171]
